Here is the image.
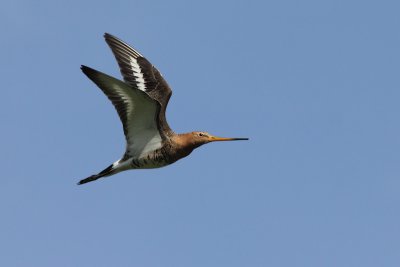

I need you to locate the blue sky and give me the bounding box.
[1,0,400,266]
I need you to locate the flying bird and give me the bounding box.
[78,33,248,185]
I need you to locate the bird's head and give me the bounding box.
[190,131,249,148]
[173,131,249,159]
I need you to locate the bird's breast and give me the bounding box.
[129,141,195,169]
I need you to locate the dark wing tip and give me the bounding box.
[104,32,116,41]
[103,32,123,46]
[80,65,99,79]
[80,64,92,72]
[103,33,142,59]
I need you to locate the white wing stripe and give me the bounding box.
[129,56,146,91]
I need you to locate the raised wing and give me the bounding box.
[104,33,173,136]
[81,66,163,158]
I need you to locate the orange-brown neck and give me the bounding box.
[168,131,248,163]
[173,132,203,149]
[171,133,205,159]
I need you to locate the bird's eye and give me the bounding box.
[199,133,204,137]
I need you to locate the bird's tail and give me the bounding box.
[77,163,115,185]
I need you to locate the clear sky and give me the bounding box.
[1,0,400,266]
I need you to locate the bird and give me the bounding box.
[78,33,248,185]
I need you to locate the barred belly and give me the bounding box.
[130,156,168,169]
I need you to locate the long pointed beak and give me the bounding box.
[210,136,249,142]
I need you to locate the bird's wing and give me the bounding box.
[81,66,163,158]
[104,33,173,136]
